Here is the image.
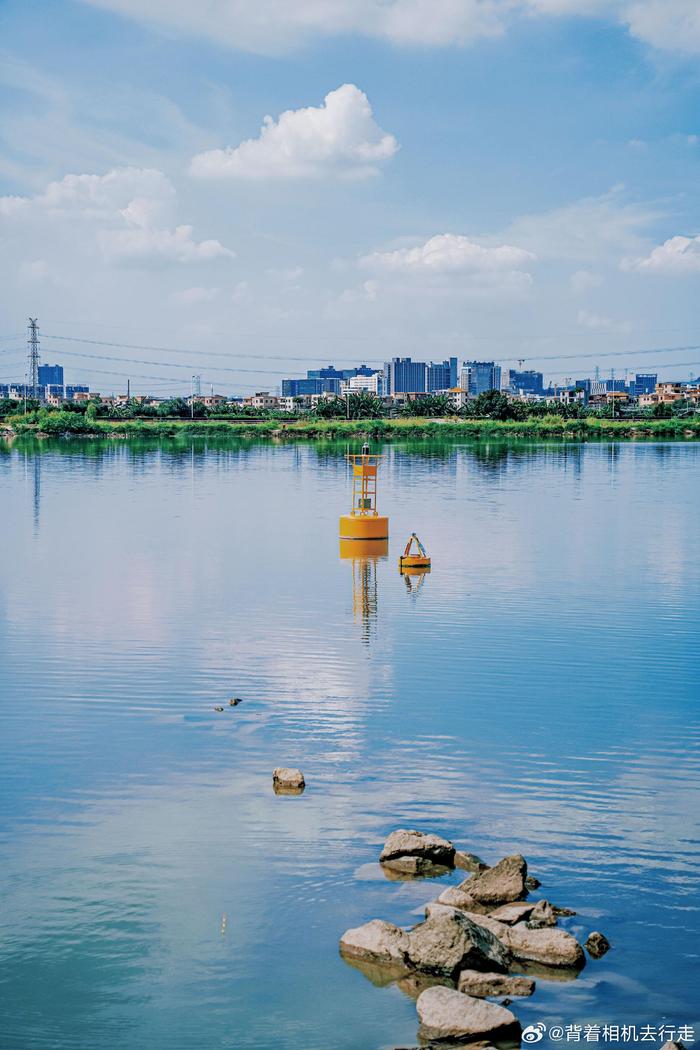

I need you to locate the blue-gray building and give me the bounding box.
[633,374,657,396]
[383,357,427,395]
[462,361,502,396]
[39,363,64,387]
[507,369,544,395]
[427,358,458,392]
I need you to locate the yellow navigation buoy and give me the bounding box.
[339,443,389,541]
[399,533,431,573]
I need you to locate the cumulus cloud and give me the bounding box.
[80,0,700,54]
[360,233,536,274]
[0,168,233,266]
[190,85,397,180]
[622,234,700,273]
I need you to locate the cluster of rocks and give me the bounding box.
[340,829,612,1046]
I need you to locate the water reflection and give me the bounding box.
[339,537,388,644]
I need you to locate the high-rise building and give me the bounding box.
[505,369,544,396]
[383,357,427,395]
[461,361,501,396]
[634,374,657,396]
[427,358,458,392]
[38,363,64,387]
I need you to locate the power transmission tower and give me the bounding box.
[27,318,41,399]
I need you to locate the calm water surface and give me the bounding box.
[1,437,699,1050]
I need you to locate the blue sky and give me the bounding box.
[1,0,700,394]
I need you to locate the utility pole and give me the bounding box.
[27,318,40,400]
[191,375,195,419]
[127,378,130,400]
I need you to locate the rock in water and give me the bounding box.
[417,986,521,1043]
[527,899,557,928]
[585,931,611,958]
[406,910,511,978]
[339,919,409,965]
[445,909,585,969]
[525,875,541,890]
[457,970,535,998]
[454,850,490,873]
[488,902,536,925]
[506,923,585,968]
[459,855,527,904]
[272,768,305,794]
[380,829,456,872]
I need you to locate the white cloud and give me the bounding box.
[79,0,700,54]
[570,269,603,293]
[577,308,632,333]
[502,188,658,262]
[360,233,535,274]
[190,85,397,180]
[622,234,700,273]
[0,168,234,267]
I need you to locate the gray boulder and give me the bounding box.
[406,910,511,978]
[417,986,521,1043]
[459,855,527,904]
[380,829,456,872]
[339,919,409,965]
[457,970,535,998]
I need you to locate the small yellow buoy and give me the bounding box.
[399,533,431,572]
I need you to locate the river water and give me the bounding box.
[0,437,699,1050]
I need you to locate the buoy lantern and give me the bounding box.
[399,533,431,572]
[339,443,389,541]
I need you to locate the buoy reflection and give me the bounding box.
[339,538,388,643]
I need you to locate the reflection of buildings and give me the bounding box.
[339,538,388,644]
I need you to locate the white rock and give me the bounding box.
[416,986,520,1042]
[339,919,409,964]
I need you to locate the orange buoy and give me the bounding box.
[339,443,389,541]
[399,533,431,572]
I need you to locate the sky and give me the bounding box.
[1,0,700,395]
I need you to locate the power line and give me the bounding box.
[40,330,700,368]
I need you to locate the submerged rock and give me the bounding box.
[380,829,456,873]
[457,970,535,998]
[585,931,611,958]
[459,855,528,904]
[454,850,490,873]
[339,919,409,966]
[272,767,305,792]
[406,910,511,978]
[417,986,521,1043]
[526,899,557,928]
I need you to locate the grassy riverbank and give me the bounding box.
[2,412,700,440]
